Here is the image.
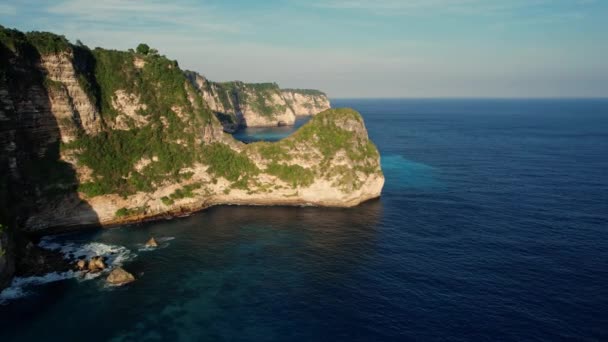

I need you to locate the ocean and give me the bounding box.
[1,99,607,341]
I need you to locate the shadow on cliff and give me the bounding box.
[0,34,100,277]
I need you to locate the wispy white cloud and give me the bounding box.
[2,0,604,97]
[308,0,590,17]
[46,0,244,34]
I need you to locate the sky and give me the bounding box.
[1,0,607,98]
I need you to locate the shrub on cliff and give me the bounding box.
[136,43,150,55]
[25,31,71,55]
[201,143,259,184]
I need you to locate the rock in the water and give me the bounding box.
[145,237,158,248]
[15,241,71,277]
[88,256,106,272]
[76,259,87,271]
[106,267,135,286]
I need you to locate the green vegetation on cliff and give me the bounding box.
[213,81,240,111]
[253,108,381,192]
[1,27,218,197]
[0,26,70,57]
[282,88,327,96]
[67,44,216,196]
[91,47,212,126]
[205,80,289,118]
[115,205,147,218]
[291,108,363,159]
[244,83,286,117]
[24,31,71,55]
[201,143,259,187]
[73,127,198,196]
[265,162,314,187]
[160,183,203,205]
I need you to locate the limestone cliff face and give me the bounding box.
[185,71,331,129]
[41,52,102,139]
[24,108,384,230]
[281,89,331,116]
[0,26,383,289]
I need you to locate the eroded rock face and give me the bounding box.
[106,267,135,286]
[110,90,149,130]
[40,52,101,140]
[281,90,331,116]
[185,71,331,128]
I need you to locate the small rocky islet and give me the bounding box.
[106,267,135,286]
[144,237,158,248]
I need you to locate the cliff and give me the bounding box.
[185,71,331,130]
[0,26,383,289]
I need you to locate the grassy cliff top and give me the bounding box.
[199,107,381,194]
[0,25,71,56]
[281,88,327,96]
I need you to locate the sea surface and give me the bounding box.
[232,115,311,143]
[1,99,608,341]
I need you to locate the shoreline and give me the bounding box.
[27,195,383,239]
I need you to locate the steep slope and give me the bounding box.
[0,26,383,289]
[185,71,331,129]
[24,107,383,230]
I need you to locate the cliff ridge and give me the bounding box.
[0,26,383,290]
[185,71,331,130]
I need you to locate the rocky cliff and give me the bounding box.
[185,71,331,130]
[0,225,12,290]
[0,26,383,289]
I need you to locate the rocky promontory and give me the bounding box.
[0,26,383,290]
[185,71,331,130]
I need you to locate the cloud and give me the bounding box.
[308,0,591,17]
[2,0,604,97]
[45,0,244,34]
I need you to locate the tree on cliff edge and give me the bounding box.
[136,43,150,55]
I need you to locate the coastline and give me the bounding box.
[27,192,384,238]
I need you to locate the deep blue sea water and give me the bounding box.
[1,99,608,341]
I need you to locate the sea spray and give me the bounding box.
[0,238,135,304]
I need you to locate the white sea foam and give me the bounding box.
[157,237,175,243]
[0,271,77,304]
[0,237,135,305]
[39,237,134,267]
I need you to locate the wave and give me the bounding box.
[0,238,135,304]
[0,271,77,304]
[39,238,134,267]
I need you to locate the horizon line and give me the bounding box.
[330,96,608,100]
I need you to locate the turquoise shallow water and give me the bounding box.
[381,154,439,189]
[1,99,608,341]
